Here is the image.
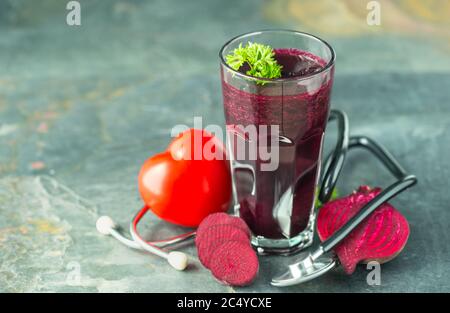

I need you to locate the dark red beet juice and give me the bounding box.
[221,48,334,242]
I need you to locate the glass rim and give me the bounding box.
[219,29,336,83]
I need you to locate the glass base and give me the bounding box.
[250,213,316,256]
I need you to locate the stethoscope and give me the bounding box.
[96,206,195,270]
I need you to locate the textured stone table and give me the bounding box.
[1,0,449,292]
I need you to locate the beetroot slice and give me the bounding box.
[317,185,410,274]
[209,241,259,286]
[224,217,251,238]
[196,224,250,268]
[196,212,251,239]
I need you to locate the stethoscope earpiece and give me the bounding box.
[167,251,189,270]
[96,209,193,271]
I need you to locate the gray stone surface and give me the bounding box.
[0,0,449,292]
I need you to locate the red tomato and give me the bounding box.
[138,129,231,227]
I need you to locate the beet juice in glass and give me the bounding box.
[220,30,335,254]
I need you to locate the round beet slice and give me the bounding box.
[317,186,410,274]
[209,241,259,287]
[225,216,251,239]
[196,224,250,268]
[196,213,230,240]
[196,213,251,240]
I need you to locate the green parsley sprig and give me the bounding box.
[225,42,282,81]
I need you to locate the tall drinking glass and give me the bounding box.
[220,30,335,254]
